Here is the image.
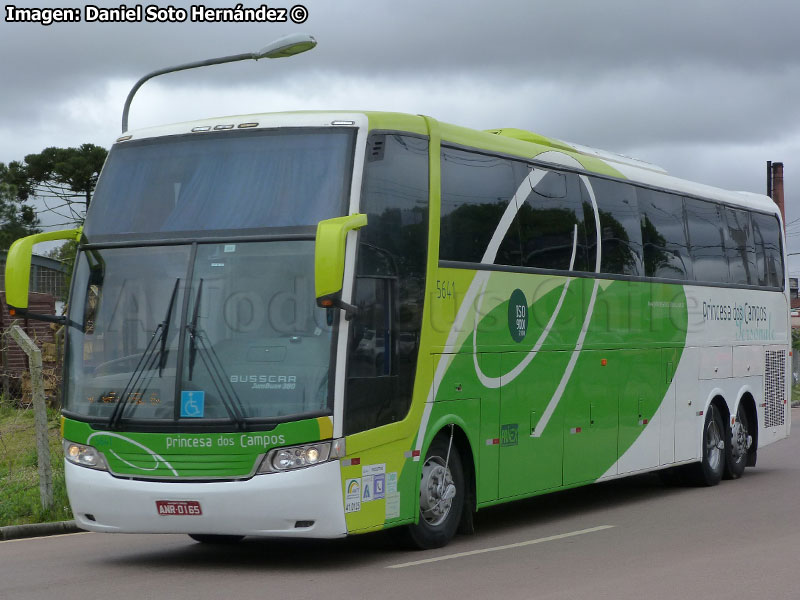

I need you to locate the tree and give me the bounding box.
[0,166,40,252]
[11,144,107,227]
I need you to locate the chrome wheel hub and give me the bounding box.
[706,414,723,471]
[419,456,456,526]
[731,410,751,462]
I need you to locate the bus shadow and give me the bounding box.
[471,472,682,537]
[100,529,403,572]
[101,471,692,572]
[101,462,783,572]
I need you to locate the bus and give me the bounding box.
[5,110,789,549]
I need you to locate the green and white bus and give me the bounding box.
[5,110,789,549]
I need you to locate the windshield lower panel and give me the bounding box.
[65,241,336,430]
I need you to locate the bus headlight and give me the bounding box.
[64,440,108,471]
[258,438,345,473]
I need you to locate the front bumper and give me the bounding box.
[65,459,347,538]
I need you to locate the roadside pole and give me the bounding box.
[8,323,53,510]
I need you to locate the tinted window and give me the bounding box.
[514,170,590,271]
[724,207,757,285]
[86,129,354,240]
[440,148,528,264]
[586,177,643,276]
[752,212,784,287]
[638,189,692,280]
[345,135,428,435]
[685,198,728,283]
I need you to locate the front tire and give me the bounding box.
[690,404,725,486]
[403,437,465,550]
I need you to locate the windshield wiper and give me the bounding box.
[158,279,180,376]
[188,279,202,380]
[185,280,247,430]
[108,278,180,430]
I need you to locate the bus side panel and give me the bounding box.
[562,349,620,486]
[497,350,565,498]
[616,348,662,475]
[477,376,500,505]
[659,347,679,465]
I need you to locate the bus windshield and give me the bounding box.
[64,241,335,428]
[84,128,355,241]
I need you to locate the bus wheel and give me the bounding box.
[404,437,465,550]
[690,404,725,486]
[188,534,244,544]
[724,404,751,480]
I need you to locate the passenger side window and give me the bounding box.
[586,177,643,276]
[685,198,729,284]
[752,212,784,288]
[439,148,528,265]
[638,189,692,280]
[514,171,590,272]
[724,207,757,285]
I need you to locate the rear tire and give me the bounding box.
[724,403,750,480]
[689,404,725,486]
[188,534,244,544]
[402,436,465,550]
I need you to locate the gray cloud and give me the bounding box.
[2,0,799,266]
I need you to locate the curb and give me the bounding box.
[0,520,83,541]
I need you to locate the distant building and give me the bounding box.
[0,254,68,401]
[0,253,69,301]
[790,277,800,329]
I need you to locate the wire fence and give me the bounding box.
[0,325,71,527]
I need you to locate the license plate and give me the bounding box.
[155,500,202,516]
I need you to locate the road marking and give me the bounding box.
[386,525,615,569]
[0,531,92,544]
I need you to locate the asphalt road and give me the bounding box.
[3,410,799,600]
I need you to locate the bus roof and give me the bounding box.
[118,110,780,218]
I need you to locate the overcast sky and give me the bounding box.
[2,0,799,268]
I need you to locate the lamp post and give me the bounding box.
[121,33,317,132]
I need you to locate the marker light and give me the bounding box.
[64,440,108,471]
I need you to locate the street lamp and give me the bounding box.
[121,33,317,132]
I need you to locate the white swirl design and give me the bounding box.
[415,152,605,453]
[87,431,179,476]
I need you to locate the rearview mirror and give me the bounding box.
[315,214,367,319]
[5,228,82,324]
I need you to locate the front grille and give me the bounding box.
[106,450,259,480]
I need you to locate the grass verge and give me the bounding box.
[0,402,72,527]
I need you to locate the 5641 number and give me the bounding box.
[436,279,455,299]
